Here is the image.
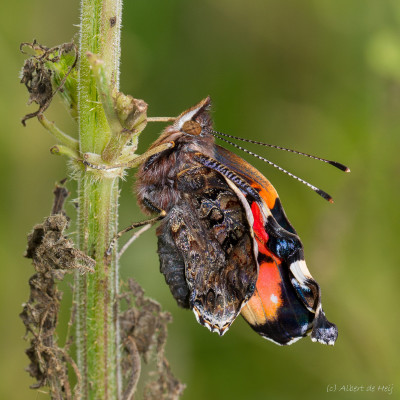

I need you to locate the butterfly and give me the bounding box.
[136,97,348,345]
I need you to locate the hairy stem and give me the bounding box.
[76,0,122,398]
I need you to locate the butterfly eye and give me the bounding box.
[248,283,256,294]
[182,120,202,136]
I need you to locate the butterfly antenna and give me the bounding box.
[210,129,350,173]
[212,134,334,203]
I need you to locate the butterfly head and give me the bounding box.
[149,96,215,156]
[172,96,212,135]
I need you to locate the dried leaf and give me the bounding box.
[21,181,93,399]
[120,278,185,400]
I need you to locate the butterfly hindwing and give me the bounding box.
[157,166,258,335]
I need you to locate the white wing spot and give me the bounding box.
[270,294,278,304]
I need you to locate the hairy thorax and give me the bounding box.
[136,132,215,214]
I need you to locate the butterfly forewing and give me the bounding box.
[215,144,296,234]
[214,144,338,345]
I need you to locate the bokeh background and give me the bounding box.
[1,1,399,399]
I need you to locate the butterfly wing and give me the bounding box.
[241,252,314,345]
[157,166,258,335]
[215,145,296,234]
[214,145,338,345]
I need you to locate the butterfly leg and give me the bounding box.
[83,141,175,171]
[106,199,166,257]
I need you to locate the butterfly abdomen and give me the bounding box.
[157,214,190,308]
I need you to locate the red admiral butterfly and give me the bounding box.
[136,97,348,345]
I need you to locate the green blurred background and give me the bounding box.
[1,0,399,399]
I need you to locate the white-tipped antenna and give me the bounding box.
[210,129,350,173]
[211,134,335,203]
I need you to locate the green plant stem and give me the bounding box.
[76,0,122,398]
[77,175,119,399]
